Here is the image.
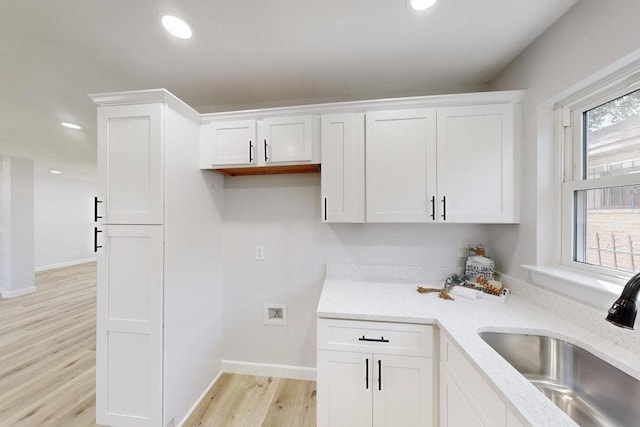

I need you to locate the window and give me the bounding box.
[561,79,640,278]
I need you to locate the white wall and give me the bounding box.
[0,158,4,290]
[1,156,35,297]
[33,174,96,270]
[488,0,640,279]
[222,173,491,369]
[162,105,225,426]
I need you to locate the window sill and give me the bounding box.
[521,265,624,310]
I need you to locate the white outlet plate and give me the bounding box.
[264,303,287,326]
[255,245,265,261]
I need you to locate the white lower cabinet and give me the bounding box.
[317,351,373,427]
[317,319,434,427]
[440,364,485,427]
[96,225,164,426]
[440,332,525,427]
[372,354,432,427]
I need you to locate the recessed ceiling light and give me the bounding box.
[409,0,437,11]
[50,170,62,174]
[161,15,193,40]
[60,122,82,130]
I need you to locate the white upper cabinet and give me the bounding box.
[366,109,437,222]
[97,103,164,225]
[199,120,257,168]
[437,104,518,223]
[200,115,315,171]
[259,115,313,164]
[196,90,522,222]
[321,113,365,223]
[365,102,520,224]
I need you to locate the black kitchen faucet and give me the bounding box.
[606,272,640,329]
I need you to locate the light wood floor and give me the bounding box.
[0,262,99,426]
[184,373,316,427]
[0,263,316,426]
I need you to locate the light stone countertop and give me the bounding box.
[316,274,640,427]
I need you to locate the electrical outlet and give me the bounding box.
[458,242,469,257]
[264,304,287,325]
[255,245,265,261]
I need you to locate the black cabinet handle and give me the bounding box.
[430,195,435,220]
[324,197,327,221]
[94,196,103,222]
[441,196,447,221]
[378,360,382,391]
[94,227,103,253]
[249,140,254,163]
[358,335,389,343]
[264,139,268,162]
[365,358,369,389]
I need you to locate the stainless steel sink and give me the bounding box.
[479,331,640,427]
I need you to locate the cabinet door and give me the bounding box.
[96,225,163,426]
[366,109,437,222]
[260,115,313,164]
[317,350,373,427]
[97,104,163,225]
[321,113,365,223]
[200,120,257,167]
[373,355,433,427]
[440,332,507,427]
[436,104,517,223]
[440,364,484,427]
[507,410,525,427]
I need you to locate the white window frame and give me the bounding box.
[559,70,640,282]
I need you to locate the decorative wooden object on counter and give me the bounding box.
[416,286,455,301]
[477,276,503,296]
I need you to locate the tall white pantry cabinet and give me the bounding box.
[92,89,224,427]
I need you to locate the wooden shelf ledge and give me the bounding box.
[210,164,321,176]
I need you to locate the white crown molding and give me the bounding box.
[89,88,525,125]
[89,88,200,123]
[200,90,526,123]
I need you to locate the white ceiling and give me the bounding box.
[0,0,578,180]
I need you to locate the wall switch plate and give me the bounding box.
[264,303,287,325]
[255,245,265,261]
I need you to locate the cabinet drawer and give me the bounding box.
[318,318,433,357]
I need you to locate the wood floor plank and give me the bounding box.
[0,262,98,426]
[262,378,316,427]
[183,373,317,427]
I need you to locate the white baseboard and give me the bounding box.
[35,257,96,272]
[1,286,37,298]
[177,370,223,427]
[222,360,317,381]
